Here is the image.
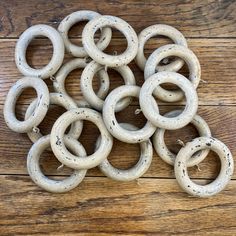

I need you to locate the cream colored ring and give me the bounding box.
[175,137,234,197]
[25,93,83,143]
[81,61,136,111]
[144,44,201,102]
[4,77,49,133]
[51,108,113,169]
[139,72,198,130]
[58,10,112,57]
[153,110,211,167]
[53,58,110,107]
[15,24,64,79]
[135,24,188,71]
[82,15,138,67]
[103,85,156,143]
[27,135,87,193]
[99,123,153,181]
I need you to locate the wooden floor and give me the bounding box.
[0,0,236,235]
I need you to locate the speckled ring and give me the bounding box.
[144,44,201,102]
[82,15,138,67]
[27,135,87,193]
[135,24,188,71]
[15,24,64,79]
[58,10,112,57]
[139,72,198,130]
[103,85,156,143]
[99,123,153,181]
[175,137,234,197]
[4,77,49,133]
[81,61,136,111]
[25,93,83,143]
[153,110,211,167]
[53,58,110,107]
[51,108,113,169]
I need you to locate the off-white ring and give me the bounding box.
[82,15,138,67]
[153,110,211,167]
[25,93,83,143]
[27,135,87,193]
[175,137,234,197]
[51,108,113,169]
[140,72,198,130]
[58,10,112,57]
[81,61,136,111]
[144,44,201,102]
[53,58,110,107]
[15,24,64,79]
[4,77,49,133]
[103,85,156,143]
[136,24,188,71]
[98,123,153,181]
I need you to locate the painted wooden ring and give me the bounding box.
[153,110,211,167]
[82,15,138,67]
[98,123,153,181]
[15,24,64,79]
[144,44,201,102]
[139,72,198,130]
[175,137,234,197]
[135,24,188,71]
[103,85,156,143]
[81,60,136,111]
[25,93,83,143]
[4,77,49,133]
[58,10,112,57]
[27,135,87,193]
[51,108,113,169]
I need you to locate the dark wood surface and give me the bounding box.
[0,0,236,235]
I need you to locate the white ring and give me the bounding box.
[135,24,187,71]
[27,135,87,193]
[25,93,83,143]
[175,137,234,197]
[99,123,153,181]
[58,10,112,57]
[51,108,113,169]
[4,77,49,133]
[153,110,211,167]
[103,85,156,143]
[15,24,64,79]
[82,15,138,67]
[81,60,136,111]
[139,72,198,130]
[144,44,201,102]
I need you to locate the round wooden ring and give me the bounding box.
[174,137,234,197]
[103,85,156,143]
[27,135,87,193]
[139,72,198,130]
[82,15,138,67]
[51,108,113,169]
[153,110,211,167]
[144,44,201,102]
[135,24,187,71]
[58,10,112,57]
[15,24,64,79]
[4,77,49,133]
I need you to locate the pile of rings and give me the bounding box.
[4,10,234,197]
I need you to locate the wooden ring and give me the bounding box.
[15,24,64,79]
[174,137,234,197]
[140,72,198,130]
[4,77,49,133]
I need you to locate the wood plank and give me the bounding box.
[0,0,235,38]
[0,105,235,180]
[0,176,235,235]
